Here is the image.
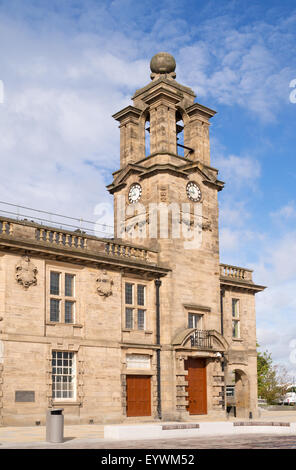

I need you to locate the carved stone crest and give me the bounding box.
[96,270,113,298]
[15,256,38,289]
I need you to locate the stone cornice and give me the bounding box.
[141,87,182,106]
[220,277,266,292]
[185,102,217,120]
[112,105,142,122]
[107,157,224,193]
[0,237,169,277]
[132,77,196,101]
[183,304,211,312]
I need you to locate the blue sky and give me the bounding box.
[0,0,296,376]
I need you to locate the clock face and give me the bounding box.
[186,181,202,202]
[128,183,142,203]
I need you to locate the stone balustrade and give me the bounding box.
[105,241,148,261]
[0,216,155,264]
[220,263,253,282]
[36,227,88,249]
[0,220,13,235]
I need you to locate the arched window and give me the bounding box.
[145,113,150,157]
[176,111,184,157]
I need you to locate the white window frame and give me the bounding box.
[51,351,76,401]
[188,313,203,329]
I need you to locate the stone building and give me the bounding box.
[0,52,265,426]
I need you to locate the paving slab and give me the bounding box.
[1,409,296,447]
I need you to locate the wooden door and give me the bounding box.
[126,375,151,417]
[185,357,207,415]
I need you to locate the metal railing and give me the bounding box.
[0,200,114,237]
[190,330,213,349]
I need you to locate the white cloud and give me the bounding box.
[178,15,296,121]
[257,324,296,379]
[215,154,261,188]
[271,202,296,220]
[250,230,296,375]
[220,201,251,227]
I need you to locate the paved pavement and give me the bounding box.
[1,433,296,449]
[1,408,296,449]
[0,424,104,447]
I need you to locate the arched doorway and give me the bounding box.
[228,369,250,418]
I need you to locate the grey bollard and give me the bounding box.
[46,408,64,443]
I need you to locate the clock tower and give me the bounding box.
[107,53,262,421]
[107,52,228,419]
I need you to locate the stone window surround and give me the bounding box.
[232,298,240,339]
[47,343,83,407]
[51,350,76,401]
[188,312,203,329]
[46,264,79,326]
[122,277,150,332]
[183,304,210,331]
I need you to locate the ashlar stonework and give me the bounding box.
[0,53,265,425]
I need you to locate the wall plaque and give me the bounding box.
[15,391,35,402]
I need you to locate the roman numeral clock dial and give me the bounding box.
[128,183,142,203]
[186,181,202,202]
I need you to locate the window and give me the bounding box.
[125,283,133,304]
[232,299,240,317]
[226,385,235,397]
[124,282,147,330]
[145,113,150,157]
[52,351,75,400]
[176,111,184,157]
[65,274,74,297]
[125,308,133,329]
[65,301,75,324]
[49,270,76,324]
[232,320,240,338]
[188,313,203,329]
[50,298,60,322]
[137,309,145,330]
[50,272,60,295]
[137,285,145,306]
[232,299,240,338]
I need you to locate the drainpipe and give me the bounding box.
[155,279,162,420]
[220,287,225,337]
[220,287,226,412]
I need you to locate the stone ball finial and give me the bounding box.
[150,52,176,75]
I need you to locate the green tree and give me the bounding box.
[257,344,290,404]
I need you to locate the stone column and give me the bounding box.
[186,118,210,165]
[150,104,177,155]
